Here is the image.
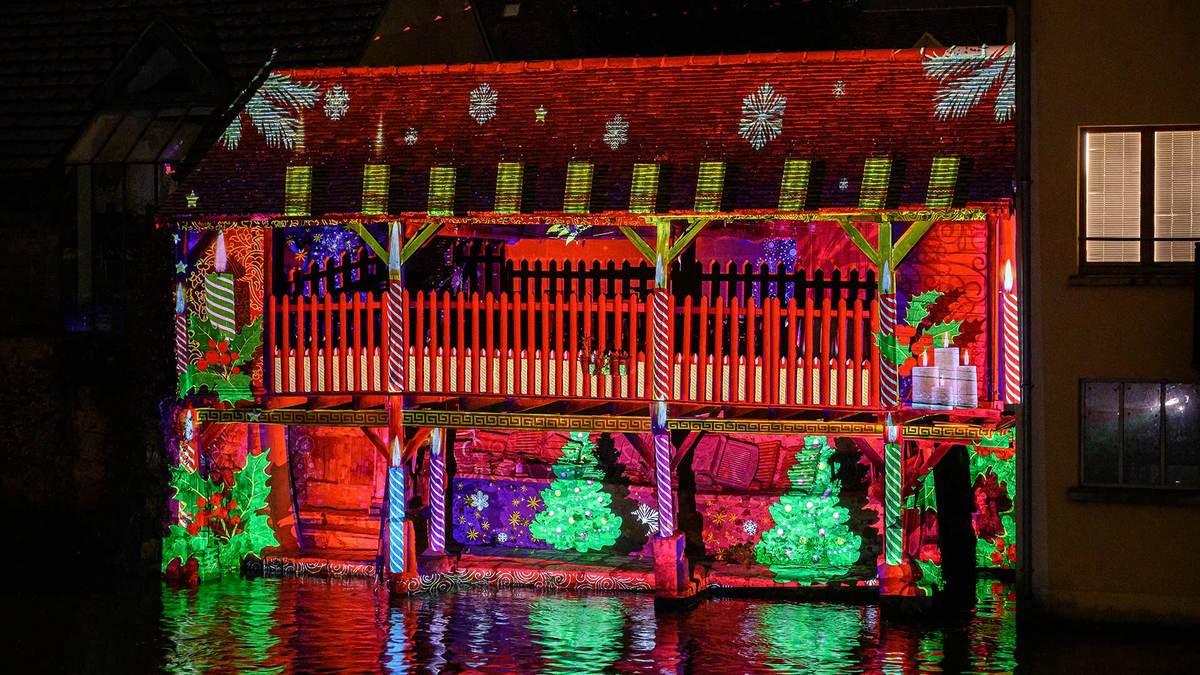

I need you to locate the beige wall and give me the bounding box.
[1030,0,1200,624]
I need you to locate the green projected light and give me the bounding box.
[528,432,622,552]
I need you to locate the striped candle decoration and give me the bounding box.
[387,465,406,573]
[879,262,900,408]
[206,231,236,338]
[179,406,198,474]
[1002,260,1021,404]
[428,428,447,554]
[654,432,674,536]
[175,282,188,397]
[651,295,671,403]
[387,222,406,393]
[883,416,903,565]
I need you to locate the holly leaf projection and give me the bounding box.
[977,428,1015,449]
[905,290,945,328]
[185,315,262,404]
[548,222,592,244]
[922,320,963,347]
[915,558,945,593]
[873,332,913,366]
[162,447,279,580]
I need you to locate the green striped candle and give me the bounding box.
[883,415,903,565]
[206,231,236,337]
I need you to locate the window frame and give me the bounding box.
[1078,124,1200,276]
[1079,378,1200,489]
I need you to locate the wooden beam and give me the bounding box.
[360,427,390,462]
[666,217,712,263]
[616,223,656,263]
[890,220,935,266]
[404,427,433,461]
[200,422,229,453]
[836,218,881,266]
[264,395,311,409]
[345,222,387,260]
[310,395,354,409]
[622,432,656,470]
[400,221,443,264]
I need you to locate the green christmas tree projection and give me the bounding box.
[529,432,622,552]
[163,447,279,580]
[754,436,862,584]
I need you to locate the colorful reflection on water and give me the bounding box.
[152,579,1016,674]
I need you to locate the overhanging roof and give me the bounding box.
[160,46,1015,226]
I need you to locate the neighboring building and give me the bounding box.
[1029,0,1200,624]
[0,1,389,576]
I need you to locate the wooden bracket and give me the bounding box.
[360,427,390,463]
[667,217,712,262]
[345,222,388,260]
[401,221,443,264]
[617,223,656,263]
[836,218,936,272]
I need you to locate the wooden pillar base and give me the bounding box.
[417,552,452,575]
[877,561,919,597]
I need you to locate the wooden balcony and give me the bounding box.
[265,290,883,409]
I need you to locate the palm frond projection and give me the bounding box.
[923,45,1015,123]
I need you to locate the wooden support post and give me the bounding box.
[651,218,675,538]
[258,423,300,551]
[384,222,412,577]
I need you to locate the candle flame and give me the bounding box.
[963,350,970,366]
[881,261,892,294]
[175,282,185,315]
[885,413,898,443]
[390,435,402,463]
[1003,259,1014,293]
[214,231,227,273]
[388,221,402,273]
[921,350,927,366]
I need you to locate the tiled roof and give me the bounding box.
[0,0,389,181]
[162,46,1015,223]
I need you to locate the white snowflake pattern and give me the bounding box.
[839,178,849,190]
[496,531,509,544]
[604,114,628,150]
[633,503,659,535]
[738,83,786,150]
[323,85,350,120]
[469,83,498,124]
[742,519,758,535]
[404,127,418,145]
[833,80,846,98]
[466,490,489,511]
[923,44,1015,122]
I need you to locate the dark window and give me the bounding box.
[1081,380,1200,488]
[1078,126,1200,274]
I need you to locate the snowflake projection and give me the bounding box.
[404,127,418,146]
[923,44,1015,122]
[738,83,786,150]
[497,531,509,544]
[633,503,659,536]
[742,519,759,536]
[604,114,628,150]
[220,73,320,150]
[833,80,846,98]
[469,83,498,124]
[466,490,489,511]
[839,178,849,190]
[323,85,350,120]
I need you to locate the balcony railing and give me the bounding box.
[265,290,880,408]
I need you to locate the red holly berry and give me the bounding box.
[196,360,209,371]
[219,353,231,366]
[218,341,229,353]
[205,350,219,364]
[228,500,238,509]
[230,515,241,525]
[231,367,240,375]
[186,522,201,536]
[196,497,207,508]
[208,339,217,348]
[210,493,223,506]
[230,352,239,360]
[213,507,228,519]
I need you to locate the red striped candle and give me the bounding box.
[1002,260,1021,404]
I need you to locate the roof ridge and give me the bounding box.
[276,45,1004,79]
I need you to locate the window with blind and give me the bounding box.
[1080,126,1200,270]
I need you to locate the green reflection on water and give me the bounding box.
[527,595,626,674]
[161,579,283,674]
[753,603,879,674]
